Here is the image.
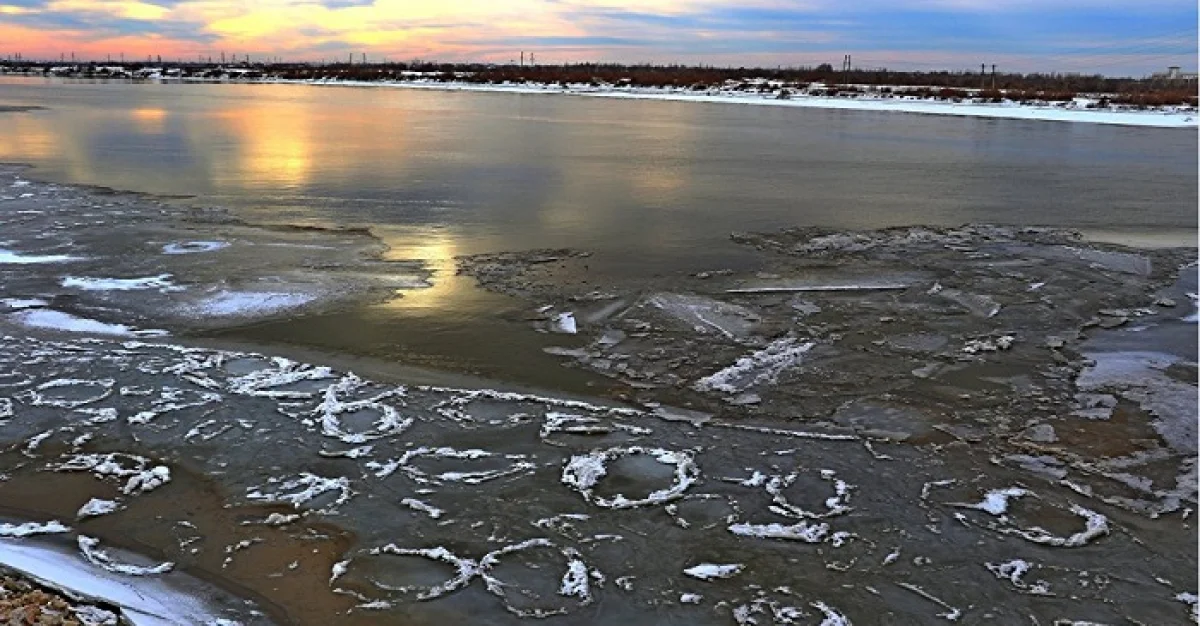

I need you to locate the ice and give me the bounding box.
[0,248,83,264]
[648,293,758,340]
[51,453,171,495]
[728,521,830,542]
[558,555,591,600]
[384,446,536,485]
[727,280,910,293]
[123,466,171,495]
[896,582,962,621]
[0,538,241,625]
[313,375,411,443]
[550,312,578,334]
[763,469,854,519]
[77,499,123,520]
[694,337,814,394]
[985,559,1032,585]
[400,498,444,519]
[7,309,168,337]
[189,289,316,317]
[683,563,744,580]
[960,487,1030,515]
[812,601,852,626]
[0,520,70,537]
[680,593,703,604]
[1,298,49,309]
[61,274,183,292]
[78,536,174,576]
[246,473,353,513]
[562,446,698,509]
[71,605,119,626]
[162,240,229,255]
[1003,504,1110,547]
[26,377,114,408]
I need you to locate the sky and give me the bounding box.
[0,0,1196,76]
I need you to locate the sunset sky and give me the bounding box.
[1,0,1195,76]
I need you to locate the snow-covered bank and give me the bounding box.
[274,78,1197,128]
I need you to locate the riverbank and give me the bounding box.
[0,169,1195,624]
[282,78,1198,128]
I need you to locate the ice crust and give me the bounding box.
[694,337,814,394]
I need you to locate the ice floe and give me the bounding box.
[77,499,123,520]
[0,248,83,264]
[683,563,744,580]
[6,309,168,337]
[728,521,831,542]
[162,240,229,255]
[0,520,71,537]
[400,498,444,519]
[1,298,49,309]
[562,446,698,509]
[61,274,183,292]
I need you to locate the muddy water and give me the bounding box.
[1,77,1195,387]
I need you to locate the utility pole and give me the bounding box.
[520,51,524,67]
[361,52,366,65]
[981,62,986,88]
[991,64,996,89]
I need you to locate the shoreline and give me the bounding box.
[282,78,1198,128]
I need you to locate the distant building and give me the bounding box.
[1150,66,1198,82]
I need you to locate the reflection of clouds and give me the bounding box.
[374,226,461,313]
[0,114,61,162]
[208,103,313,190]
[130,107,167,133]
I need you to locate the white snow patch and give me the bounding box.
[61,274,183,292]
[0,520,70,537]
[683,563,744,580]
[77,499,123,520]
[6,309,167,337]
[959,487,1030,515]
[190,290,316,317]
[680,593,703,604]
[1,298,49,309]
[728,521,830,542]
[78,536,174,576]
[400,498,444,519]
[0,248,83,264]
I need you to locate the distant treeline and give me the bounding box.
[4,60,1195,106]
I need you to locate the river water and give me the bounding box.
[1,76,1196,386]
